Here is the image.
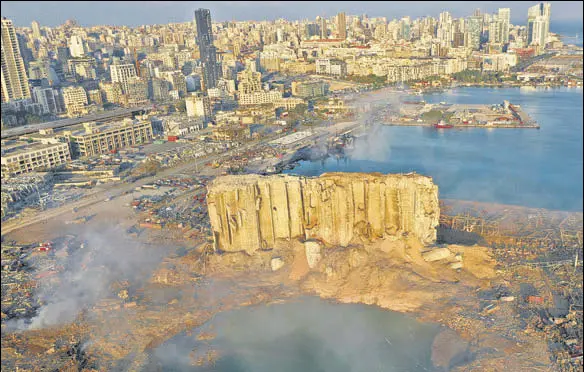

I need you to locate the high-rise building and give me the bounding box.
[488,15,503,44]
[319,17,327,39]
[31,86,63,114]
[498,8,510,44]
[62,86,88,117]
[69,34,86,58]
[237,68,262,94]
[465,15,482,50]
[1,17,31,103]
[400,17,411,40]
[337,12,347,39]
[31,20,42,39]
[186,93,211,121]
[150,78,171,101]
[110,63,137,94]
[527,3,551,50]
[126,77,149,107]
[438,12,453,46]
[453,31,465,48]
[194,8,219,91]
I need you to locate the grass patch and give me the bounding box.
[421,109,444,122]
[421,109,454,123]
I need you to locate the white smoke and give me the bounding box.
[14,226,169,330]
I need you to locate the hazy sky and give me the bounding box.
[1,1,583,29]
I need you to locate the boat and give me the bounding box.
[434,120,454,129]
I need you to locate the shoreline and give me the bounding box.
[382,122,541,129]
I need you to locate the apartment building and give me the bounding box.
[291,81,329,98]
[186,94,212,121]
[31,86,64,114]
[1,18,31,102]
[62,86,88,117]
[110,63,137,94]
[238,90,282,105]
[315,58,347,77]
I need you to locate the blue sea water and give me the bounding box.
[286,87,584,212]
[551,21,583,46]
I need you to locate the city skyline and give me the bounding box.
[1,1,583,28]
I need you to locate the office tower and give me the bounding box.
[337,12,347,39]
[319,17,327,39]
[400,17,411,40]
[31,20,41,39]
[69,34,86,57]
[488,15,503,44]
[110,63,137,94]
[498,8,510,43]
[1,17,31,102]
[465,15,482,50]
[527,3,551,48]
[194,8,219,91]
[438,12,453,46]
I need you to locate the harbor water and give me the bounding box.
[286,87,583,212]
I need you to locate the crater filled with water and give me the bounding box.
[147,297,448,372]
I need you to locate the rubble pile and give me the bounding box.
[127,175,213,238]
[1,245,40,322]
[1,172,53,220]
[439,200,583,371]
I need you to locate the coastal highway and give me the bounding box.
[1,120,362,235]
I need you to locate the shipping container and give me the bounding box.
[527,295,544,305]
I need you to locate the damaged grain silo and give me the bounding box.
[206,173,440,254]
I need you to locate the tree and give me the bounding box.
[175,99,186,113]
[292,103,308,115]
[25,114,42,125]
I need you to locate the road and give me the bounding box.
[510,53,555,73]
[1,106,151,140]
[1,120,362,235]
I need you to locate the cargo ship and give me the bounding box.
[433,120,454,129]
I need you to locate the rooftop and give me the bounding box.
[1,106,151,140]
[67,118,151,137]
[1,139,67,159]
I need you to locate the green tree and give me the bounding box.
[175,99,186,113]
[292,103,308,115]
[25,114,42,124]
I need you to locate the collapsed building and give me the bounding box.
[206,173,439,254]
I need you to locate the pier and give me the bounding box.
[384,101,540,129]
